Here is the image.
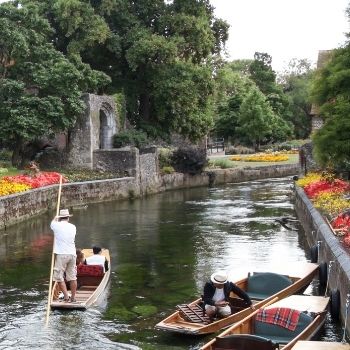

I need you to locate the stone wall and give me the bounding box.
[93,148,138,177]
[294,185,350,333]
[0,164,298,230]
[138,146,160,195]
[0,177,139,229]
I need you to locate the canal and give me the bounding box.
[0,177,343,349]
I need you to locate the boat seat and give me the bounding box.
[246,272,293,300]
[254,312,313,345]
[213,334,278,350]
[77,264,104,277]
[176,304,211,324]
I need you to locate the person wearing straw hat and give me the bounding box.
[50,208,77,303]
[203,270,253,319]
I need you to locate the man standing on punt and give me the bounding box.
[50,208,77,303]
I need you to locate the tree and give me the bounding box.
[83,0,229,140]
[311,46,350,170]
[279,58,314,139]
[236,87,275,150]
[213,64,255,142]
[17,0,229,142]
[249,52,276,95]
[249,52,290,121]
[0,2,110,166]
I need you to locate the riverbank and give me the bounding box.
[294,182,350,336]
[0,164,299,230]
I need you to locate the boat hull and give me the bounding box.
[201,295,330,350]
[50,248,111,310]
[155,263,319,335]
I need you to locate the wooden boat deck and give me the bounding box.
[50,248,110,310]
[291,341,350,349]
[265,295,329,314]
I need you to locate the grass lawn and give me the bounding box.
[207,153,299,169]
[0,168,23,178]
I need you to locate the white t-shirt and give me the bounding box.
[212,288,225,303]
[50,220,76,255]
[86,254,106,272]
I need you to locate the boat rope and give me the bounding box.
[341,293,350,343]
[324,260,334,297]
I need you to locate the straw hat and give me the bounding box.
[57,209,73,218]
[211,271,228,284]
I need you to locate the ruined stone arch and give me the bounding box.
[67,94,119,169]
[99,102,117,149]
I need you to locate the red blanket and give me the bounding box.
[255,307,301,331]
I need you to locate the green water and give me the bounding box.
[0,177,343,349]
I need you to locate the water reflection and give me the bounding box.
[0,177,343,349]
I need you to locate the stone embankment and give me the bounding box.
[294,184,350,334]
[0,164,298,230]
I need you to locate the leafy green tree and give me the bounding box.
[249,52,290,121]
[311,47,350,170]
[213,64,255,142]
[249,52,276,95]
[17,0,228,142]
[279,58,313,139]
[0,2,109,166]
[84,0,228,140]
[236,87,275,150]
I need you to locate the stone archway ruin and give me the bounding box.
[99,102,116,149]
[67,94,119,169]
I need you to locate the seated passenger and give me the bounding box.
[76,249,85,266]
[85,246,109,272]
[203,270,254,319]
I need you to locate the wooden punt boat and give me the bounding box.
[155,263,319,335]
[201,295,329,350]
[50,248,111,310]
[291,341,350,350]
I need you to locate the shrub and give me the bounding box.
[171,146,207,175]
[113,130,148,148]
[225,146,255,155]
[62,169,118,182]
[158,148,173,169]
[0,149,12,161]
[209,159,235,169]
[161,166,175,174]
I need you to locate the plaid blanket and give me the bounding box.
[255,307,301,331]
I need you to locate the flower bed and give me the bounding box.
[230,152,289,162]
[0,180,32,196]
[297,172,350,246]
[0,172,65,196]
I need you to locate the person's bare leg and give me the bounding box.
[70,280,77,301]
[58,281,69,300]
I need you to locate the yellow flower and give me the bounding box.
[0,180,32,196]
[296,173,322,187]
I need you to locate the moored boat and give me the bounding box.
[201,295,329,350]
[291,341,350,349]
[50,248,111,310]
[155,262,319,335]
